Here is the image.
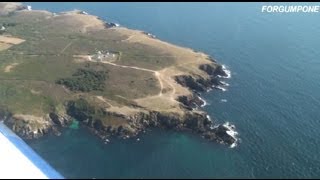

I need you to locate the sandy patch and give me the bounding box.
[134,95,182,114]
[73,55,91,62]
[107,105,148,116]
[0,42,12,51]
[0,35,25,45]
[4,63,19,72]
[30,89,41,95]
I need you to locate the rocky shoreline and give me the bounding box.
[0,2,239,148]
[2,63,238,148]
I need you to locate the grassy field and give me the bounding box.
[0,3,218,132]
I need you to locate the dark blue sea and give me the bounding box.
[25,2,320,178]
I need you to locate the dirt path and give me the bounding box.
[0,35,25,45]
[96,60,176,99]
[60,41,73,54]
[154,71,163,96]
[100,61,155,73]
[96,96,113,107]
[159,69,177,101]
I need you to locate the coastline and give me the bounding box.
[0,2,239,148]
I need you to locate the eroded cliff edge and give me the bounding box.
[0,2,238,147]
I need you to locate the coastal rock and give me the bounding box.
[177,94,204,109]
[183,111,212,133]
[199,63,228,77]
[199,64,217,76]
[212,124,236,145]
[214,65,228,77]
[4,114,53,139]
[174,64,228,93]
[49,112,72,127]
[0,2,26,16]
[174,75,207,92]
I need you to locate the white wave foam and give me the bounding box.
[220,81,230,87]
[221,65,231,79]
[27,5,32,11]
[222,122,239,148]
[215,86,227,92]
[81,11,89,15]
[221,99,227,103]
[198,96,207,107]
[230,143,237,148]
[206,115,212,122]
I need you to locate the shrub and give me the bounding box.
[56,68,108,92]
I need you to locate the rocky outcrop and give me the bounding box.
[174,65,227,93]
[62,61,237,146]
[49,112,72,127]
[177,94,204,110]
[3,114,53,139]
[0,2,26,16]
[1,61,236,147]
[212,124,236,145]
[63,98,237,147]
[1,110,72,139]
[175,75,207,92]
[199,63,228,77]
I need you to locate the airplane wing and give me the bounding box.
[0,122,63,179]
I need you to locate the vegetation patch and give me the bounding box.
[66,98,106,122]
[56,68,108,92]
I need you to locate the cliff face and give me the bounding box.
[0,55,236,146]
[59,62,237,146]
[175,64,228,92]
[2,111,72,139]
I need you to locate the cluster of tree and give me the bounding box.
[56,68,108,92]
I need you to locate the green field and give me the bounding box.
[0,3,219,138]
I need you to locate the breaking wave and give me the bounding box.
[214,85,227,92]
[198,96,208,107]
[221,99,227,103]
[220,81,230,87]
[221,65,231,79]
[222,122,239,148]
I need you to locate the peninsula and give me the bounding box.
[0,2,237,147]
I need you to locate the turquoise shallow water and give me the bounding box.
[25,2,320,178]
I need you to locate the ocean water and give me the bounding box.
[25,2,320,178]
